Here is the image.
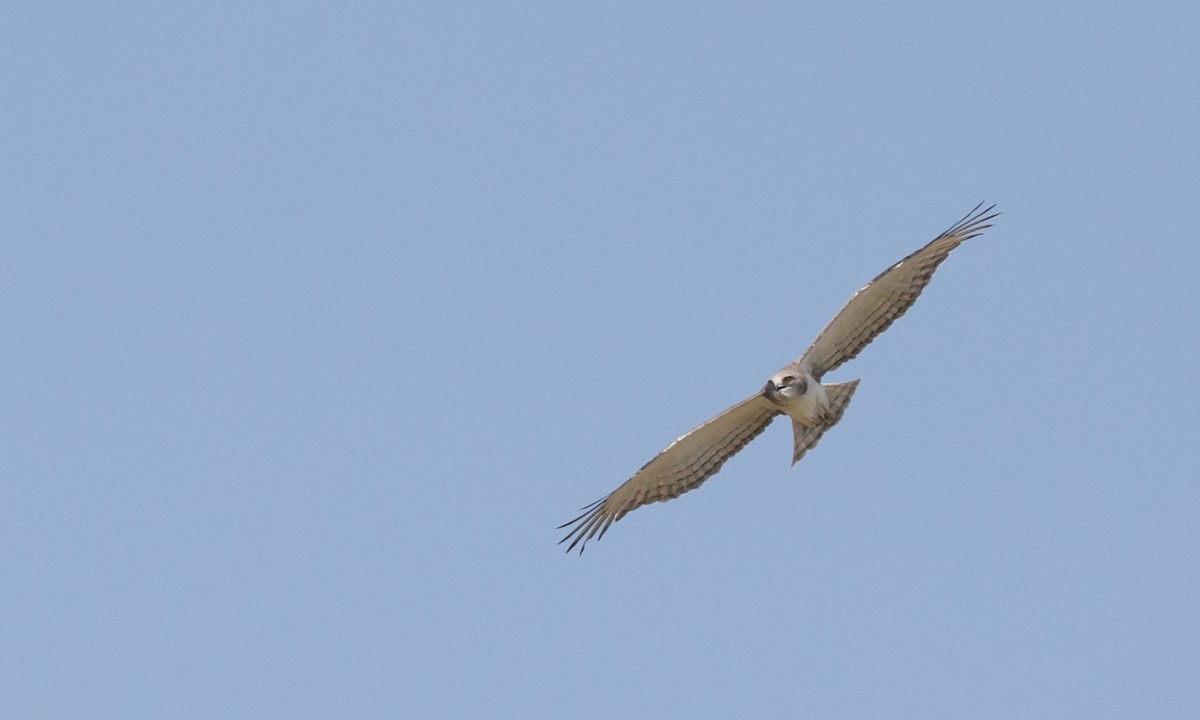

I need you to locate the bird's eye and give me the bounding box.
[781,375,795,385]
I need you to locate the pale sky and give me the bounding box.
[4,2,1199,718]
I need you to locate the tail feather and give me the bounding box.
[791,380,860,465]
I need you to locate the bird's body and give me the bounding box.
[559,203,998,553]
[766,367,827,427]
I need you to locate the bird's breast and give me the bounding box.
[777,381,829,427]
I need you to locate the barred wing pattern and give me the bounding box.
[798,203,997,380]
[558,395,780,553]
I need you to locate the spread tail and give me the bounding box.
[791,379,860,465]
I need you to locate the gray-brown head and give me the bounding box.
[764,370,808,405]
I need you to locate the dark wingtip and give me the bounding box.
[557,495,610,554]
[556,496,605,530]
[939,202,1000,241]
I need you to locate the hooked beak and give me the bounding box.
[763,379,779,401]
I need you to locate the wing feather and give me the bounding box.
[798,203,998,379]
[558,394,779,553]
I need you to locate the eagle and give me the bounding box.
[559,203,998,553]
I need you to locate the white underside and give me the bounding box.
[778,380,829,426]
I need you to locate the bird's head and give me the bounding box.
[764,370,808,404]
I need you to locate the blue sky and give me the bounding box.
[4,1,1199,717]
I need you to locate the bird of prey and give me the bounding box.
[559,203,998,553]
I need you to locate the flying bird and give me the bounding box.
[559,203,998,553]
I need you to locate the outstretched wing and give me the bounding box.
[558,394,779,553]
[798,203,998,380]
